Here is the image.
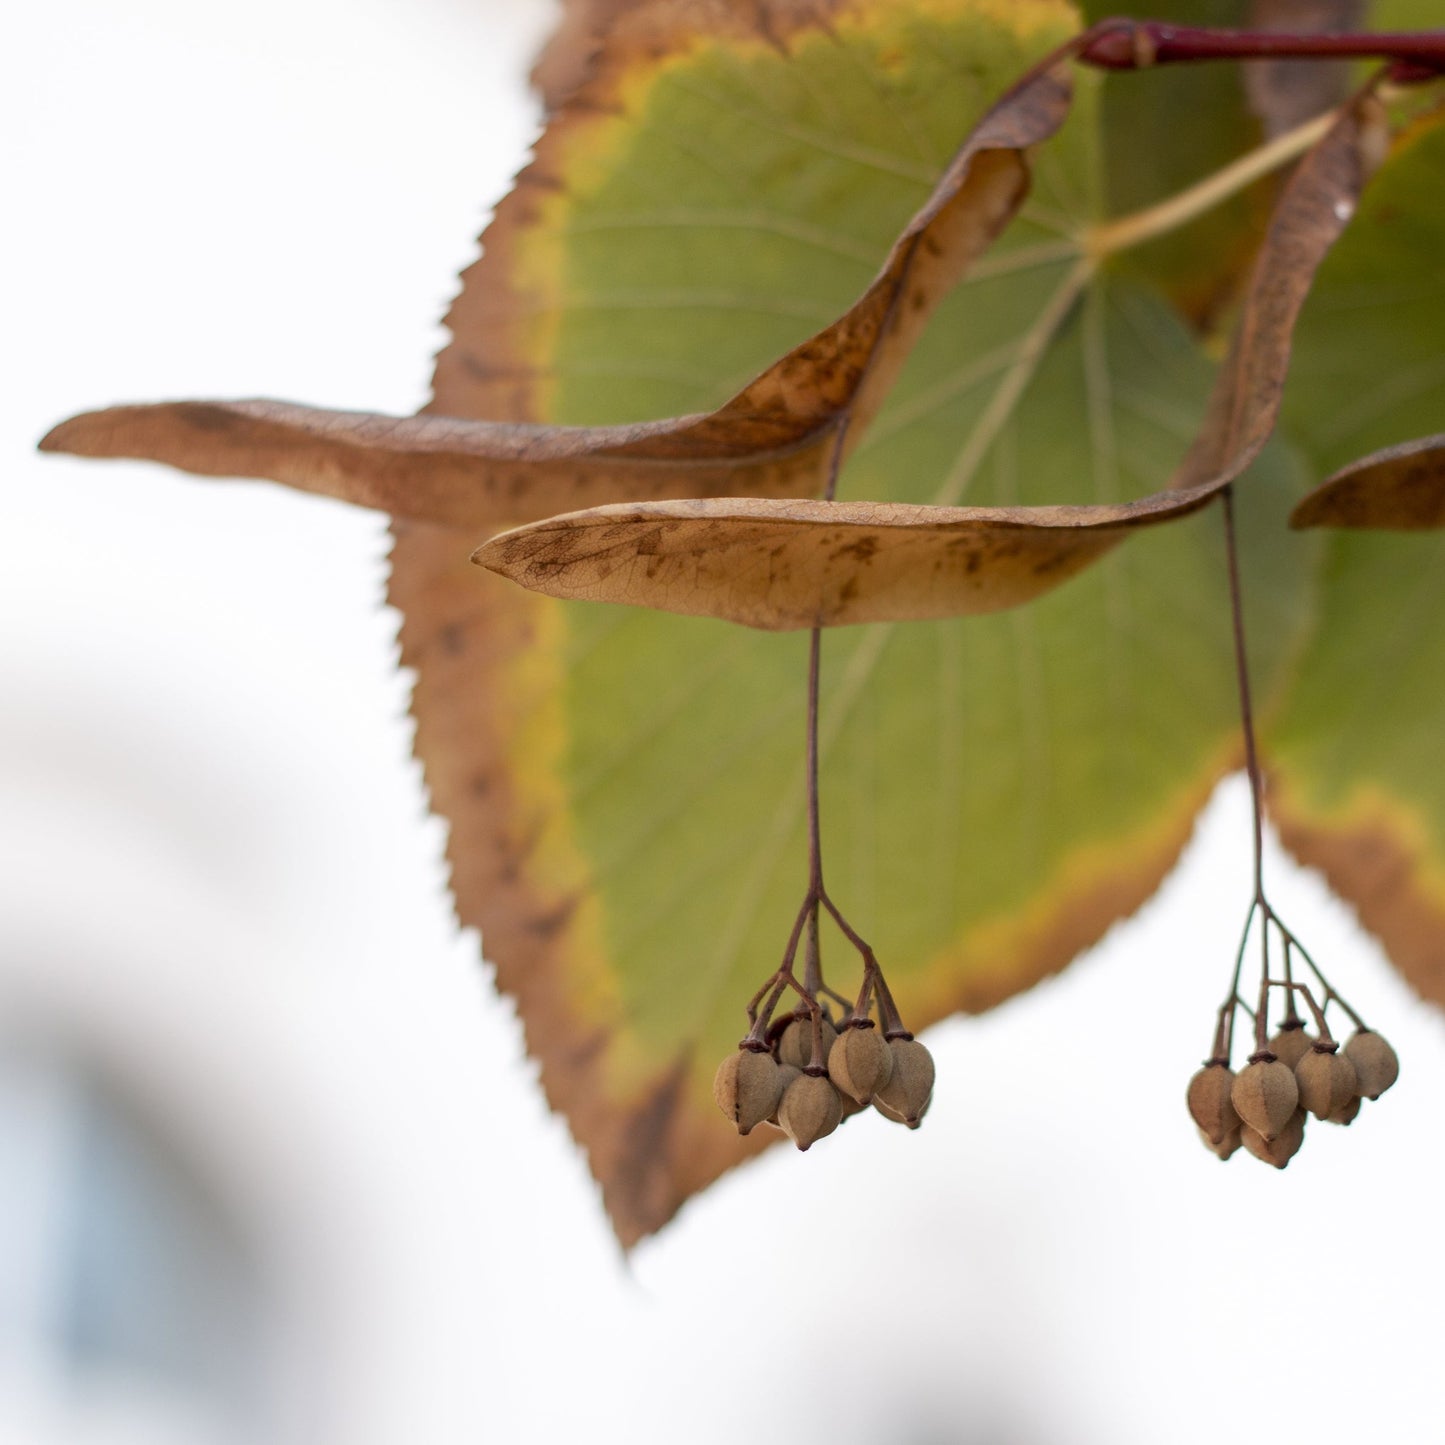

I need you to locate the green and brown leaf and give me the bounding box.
[38,0,1445,1243]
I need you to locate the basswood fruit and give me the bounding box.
[1231,1057,1299,1140]
[1199,1125,1242,1161]
[873,1038,935,1127]
[713,1049,784,1135]
[1344,1030,1400,1099]
[1327,1094,1362,1126]
[777,1071,844,1150]
[1241,1107,1306,1169]
[779,1015,839,1071]
[1187,1063,1239,1145]
[828,1023,894,1104]
[1268,1026,1315,1070]
[1294,1045,1358,1120]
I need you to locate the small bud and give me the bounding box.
[873,1038,934,1127]
[777,1072,844,1150]
[1198,1124,1241,1161]
[779,1015,839,1070]
[1344,1030,1399,1100]
[1268,1025,1315,1070]
[1242,1107,1306,1169]
[1187,1063,1239,1146]
[828,1023,894,1104]
[1231,1057,1299,1141]
[713,1050,783,1135]
[1295,1045,1358,1120]
[1326,1094,1361,1127]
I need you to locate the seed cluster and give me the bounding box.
[715,1014,935,1151]
[1189,1025,1399,1169]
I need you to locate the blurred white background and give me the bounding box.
[5,3,1444,1443]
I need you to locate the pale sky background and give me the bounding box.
[6,3,1445,1444]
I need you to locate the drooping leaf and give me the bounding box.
[1290,433,1445,529]
[40,11,1079,530]
[1262,111,1445,1001]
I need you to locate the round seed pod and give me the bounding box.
[777,1072,844,1151]
[1295,1045,1358,1121]
[1326,1094,1362,1126]
[1241,1107,1306,1169]
[1344,1030,1400,1100]
[1187,1063,1239,1146]
[1231,1058,1299,1141]
[828,1024,894,1104]
[779,1015,839,1071]
[875,1092,931,1129]
[1268,1026,1315,1070]
[764,1064,802,1127]
[873,1038,935,1127]
[1198,1124,1242,1161]
[713,1050,785,1135]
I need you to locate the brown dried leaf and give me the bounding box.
[1169,84,1389,494]
[471,489,1222,630]
[39,399,832,531]
[1289,434,1445,529]
[472,84,1391,631]
[40,17,1076,533]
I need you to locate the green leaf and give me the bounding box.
[1265,115,1445,1001]
[405,0,1331,1243]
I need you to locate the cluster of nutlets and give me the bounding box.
[1188,1025,1399,1168]
[714,1013,935,1150]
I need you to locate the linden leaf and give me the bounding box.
[1290,434,1445,529]
[1259,111,1445,1002]
[393,0,1345,1244]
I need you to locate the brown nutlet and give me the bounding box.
[1241,1107,1306,1169]
[1326,1094,1362,1126]
[873,1038,935,1127]
[777,1072,844,1151]
[779,1015,839,1071]
[713,1049,783,1135]
[1231,1058,1299,1140]
[764,1064,802,1128]
[828,1023,894,1104]
[1198,1124,1242,1161]
[1344,1030,1399,1100]
[1295,1045,1358,1121]
[1268,1026,1315,1070]
[1187,1063,1239,1146]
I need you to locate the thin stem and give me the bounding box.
[806,625,823,893]
[1079,20,1445,73]
[1222,488,1266,903]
